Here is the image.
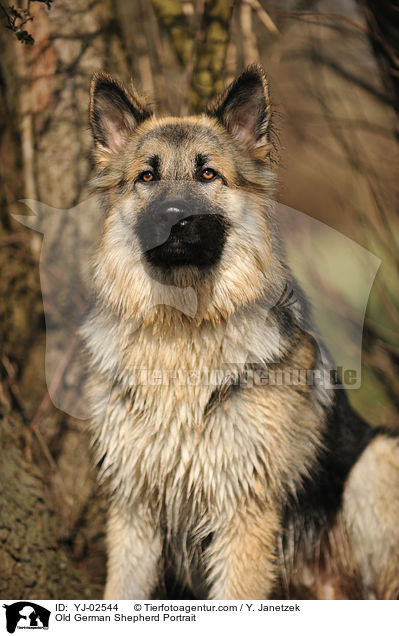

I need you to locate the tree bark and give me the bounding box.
[188,0,235,111]
[0,397,99,598]
[151,0,193,66]
[0,0,135,599]
[151,0,234,112]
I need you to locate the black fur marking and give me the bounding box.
[136,124,221,149]
[279,389,377,580]
[204,375,240,418]
[158,528,213,600]
[195,154,227,182]
[195,153,209,173]
[147,155,161,180]
[117,177,128,193]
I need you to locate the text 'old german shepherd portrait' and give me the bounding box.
[82,64,399,600]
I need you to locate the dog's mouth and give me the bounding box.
[136,208,229,270]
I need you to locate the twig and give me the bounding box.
[245,0,279,35]
[358,3,399,68]
[241,1,259,65]
[0,2,14,30]
[27,333,81,469]
[1,355,58,469]
[265,8,369,35]
[1,356,29,420]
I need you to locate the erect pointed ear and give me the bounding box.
[89,72,152,154]
[205,64,272,153]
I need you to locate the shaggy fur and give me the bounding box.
[82,65,399,600]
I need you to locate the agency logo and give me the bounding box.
[2,603,50,634]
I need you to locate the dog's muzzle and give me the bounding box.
[136,199,229,269]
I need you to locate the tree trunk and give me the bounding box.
[0,0,135,599]
[151,0,234,112]
[0,399,99,598]
[188,0,235,111]
[151,0,193,66]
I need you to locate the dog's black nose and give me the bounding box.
[136,199,195,252]
[135,197,229,269]
[157,200,191,235]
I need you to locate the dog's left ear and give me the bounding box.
[205,64,271,153]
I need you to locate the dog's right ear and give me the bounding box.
[89,72,152,154]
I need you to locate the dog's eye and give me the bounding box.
[201,168,217,182]
[140,171,155,183]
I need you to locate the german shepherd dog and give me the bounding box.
[83,64,399,599]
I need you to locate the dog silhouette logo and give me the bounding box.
[3,602,50,633]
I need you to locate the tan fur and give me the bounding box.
[83,66,399,600]
[206,502,279,599]
[338,435,399,599]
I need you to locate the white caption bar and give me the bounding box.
[1,600,397,636]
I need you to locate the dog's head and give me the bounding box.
[89,65,280,323]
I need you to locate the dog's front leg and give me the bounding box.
[104,502,162,600]
[206,503,279,599]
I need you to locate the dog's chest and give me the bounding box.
[125,323,228,423]
[93,321,264,510]
[89,311,319,515]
